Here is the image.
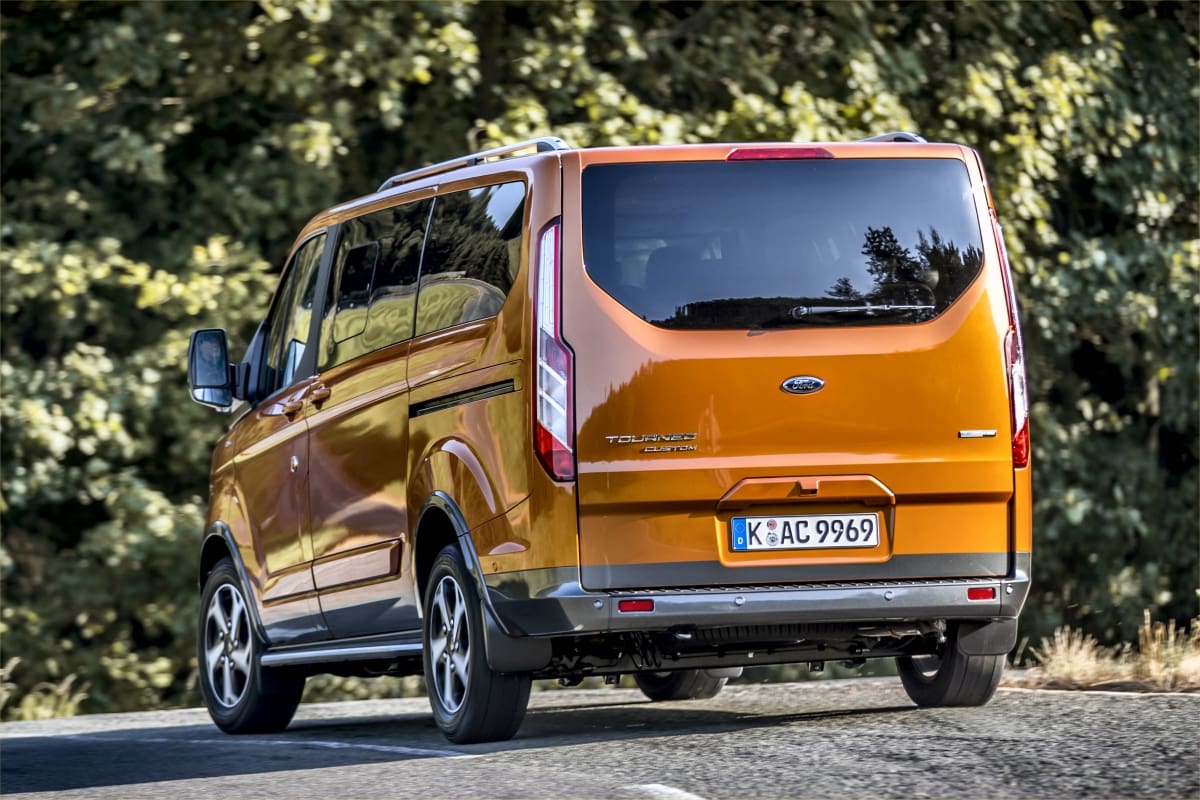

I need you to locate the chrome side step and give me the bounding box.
[260,636,423,667]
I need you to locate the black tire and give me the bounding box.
[634,669,727,702]
[897,634,1004,707]
[198,558,305,733]
[422,545,531,744]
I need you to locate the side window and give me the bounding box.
[332,240,378,342]
[414,181,525,337]
[319,198,432,370]
[260,233,326,398]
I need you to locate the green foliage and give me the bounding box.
[302,674,426,705]
[2,1,1196,716]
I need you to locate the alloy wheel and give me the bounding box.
[428,574,470,714]
[203,583,253,708]
[906,654,942,682]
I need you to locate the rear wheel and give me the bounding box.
[423,545,531,743]
[897,637,1004,707]
[198,559,305,733]
[634,669,727,702]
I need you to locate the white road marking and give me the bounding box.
[999,686,1200,698]
[62,734,474,759]
[630,783,706,800]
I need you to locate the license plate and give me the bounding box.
[730,513,880,552]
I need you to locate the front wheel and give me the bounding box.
[423,545,531,743]
[897,641,1004,707]
[198,559,305,733]
[634,669,727,702]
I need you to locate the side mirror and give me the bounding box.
[188,328,233,409]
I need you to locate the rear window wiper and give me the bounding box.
[790,303,935,318]
[749,302,938,329]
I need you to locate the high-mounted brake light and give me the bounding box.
[534,220,575,481]
[727,146,835,161]
[993,212,1030,469]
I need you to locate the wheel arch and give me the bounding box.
[414,494,466,603]
[199,525,234,589]
[198,521,268,642]
[413,492,551,673]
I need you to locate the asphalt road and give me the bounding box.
[2,679,1197,799]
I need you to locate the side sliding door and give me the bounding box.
[306,195,433,638]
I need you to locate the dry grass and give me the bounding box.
[0,657,90,720]
[1005,611,1200,692]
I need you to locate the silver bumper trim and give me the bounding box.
[599,578,1014,631]
[486,555,1032,637]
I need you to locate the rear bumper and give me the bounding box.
[483,553,1031,638]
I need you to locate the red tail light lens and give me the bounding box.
[967,587,997,601]
[727,146,835,161]
[534,221,575,481]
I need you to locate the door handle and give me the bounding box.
[280,399,303,417]
[309,384,331,405]
[717,475,896,510]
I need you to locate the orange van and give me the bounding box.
[187,132,1032,743]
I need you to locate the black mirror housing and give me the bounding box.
[188,328,233,408]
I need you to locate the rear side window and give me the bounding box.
[414,181,525,337]
[581,159,984,329]
[319,199,432,370]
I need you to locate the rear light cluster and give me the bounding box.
[992,212,1030,469]
[534,220,575,481]
[1006,329,1030,468]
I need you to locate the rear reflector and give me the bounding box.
[618,599,654,613]
[967,587,997,601]
[727,146,835,161]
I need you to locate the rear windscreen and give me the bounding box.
[581,159,985,329]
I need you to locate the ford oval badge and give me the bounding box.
[781,376,825,395]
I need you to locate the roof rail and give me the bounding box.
[377,137,571,193]
[858,131,927,143]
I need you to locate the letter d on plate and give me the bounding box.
[781,376,825,395]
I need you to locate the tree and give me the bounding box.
[828,277,862,300]
[2,0,1196,715]
[862,226,921,285]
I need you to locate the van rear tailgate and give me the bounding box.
[562,150,1015,591]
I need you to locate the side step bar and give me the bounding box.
[260,635,423,667]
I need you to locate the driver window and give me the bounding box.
[260,233,326,397]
